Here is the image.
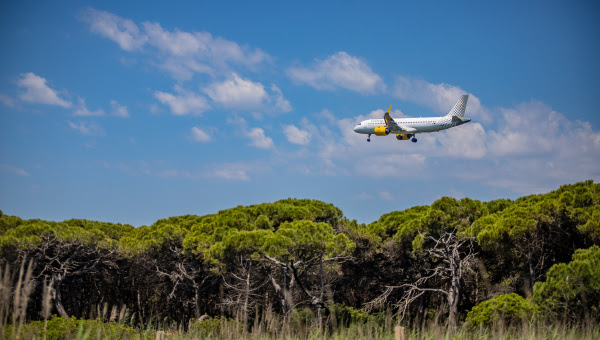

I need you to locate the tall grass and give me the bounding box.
[0,258,36,340]
[0,261,597,339]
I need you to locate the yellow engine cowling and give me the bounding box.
[396,134,410,140]
[374,126,390,136]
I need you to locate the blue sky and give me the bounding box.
[1,0,599,226]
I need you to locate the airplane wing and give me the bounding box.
[384,105,416,132]
[397,125,417,132]
[384,105,400,130]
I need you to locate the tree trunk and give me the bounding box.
[318,255,324,332]
[447,256,461,334]
[447,278,459,334]
[193,285,201,319]
[527,247,535,292]
[242,262,251,334]
[52,283,68,317]
[270,273,291,315]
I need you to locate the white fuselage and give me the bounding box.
[353,116,470,135]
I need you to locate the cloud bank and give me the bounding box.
[287,52,385,94]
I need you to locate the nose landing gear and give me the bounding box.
[367,134,371,142]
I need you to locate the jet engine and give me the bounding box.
[374,126,390,136]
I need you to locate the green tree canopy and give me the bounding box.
[533,245,600,322]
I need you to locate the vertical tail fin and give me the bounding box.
[446,95,469,117]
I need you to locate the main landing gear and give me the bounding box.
[367,134,371,142]
[395,134,418,143]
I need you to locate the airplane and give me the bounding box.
[353,95,471,143]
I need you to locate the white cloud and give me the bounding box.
[283,125,311,145]
[271,85,292,112]
[210,167,250,181]
[110,100,129,117]
[0,164,30,177]
[190,127,211,142]
[16,73,71,108]
[379,191,394,201]
[247,127,274,149]
[67,120,105,136]
[486,101,578,157]
[204,73,268,110]
[205,161,271,181]
[73,97,104,116]
[142,22,270,66]
[0,93,15,107]
[480,101,600,192]
[104,159,265,182]
[287,51,385,94]
[203,74,291,113]
[81,8,270,80]
[154,86,210,115]
[79,7,147,51]
[143,22,203,56]
[158,57,214,81]
[227,117,275,149]
[392,76,492,123]
[436,123,487,159]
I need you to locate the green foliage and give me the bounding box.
[269,220,356,262]
[119,223,185,256]
[16,316,138,340]
[204,229,273,264]
[0,220,53,249]
[0,218,133,252]
[575,205,600,242]
[0,214,24,234]
[465,293,538,329]
[330,303,384,327]
[484,198,513,214]
[188,316,239,338]
[369,206,428,243]
[473,206,538,250]
[533,245,600,322]
[411,232,426,253]
[182,199,343,257]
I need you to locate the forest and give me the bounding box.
[0,180,599,339]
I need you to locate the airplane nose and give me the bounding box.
[354,125,358,132]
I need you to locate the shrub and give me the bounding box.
[465,293,538,329]
[17,316,138,340]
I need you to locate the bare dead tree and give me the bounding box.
[34,235,115,317]
[148,243,212,319]
[221,256,269,333]
[264,254,350,317]
[366,231,477,334]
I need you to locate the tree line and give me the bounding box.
[0,181,598,333]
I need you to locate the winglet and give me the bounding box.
[386,105,392,114]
